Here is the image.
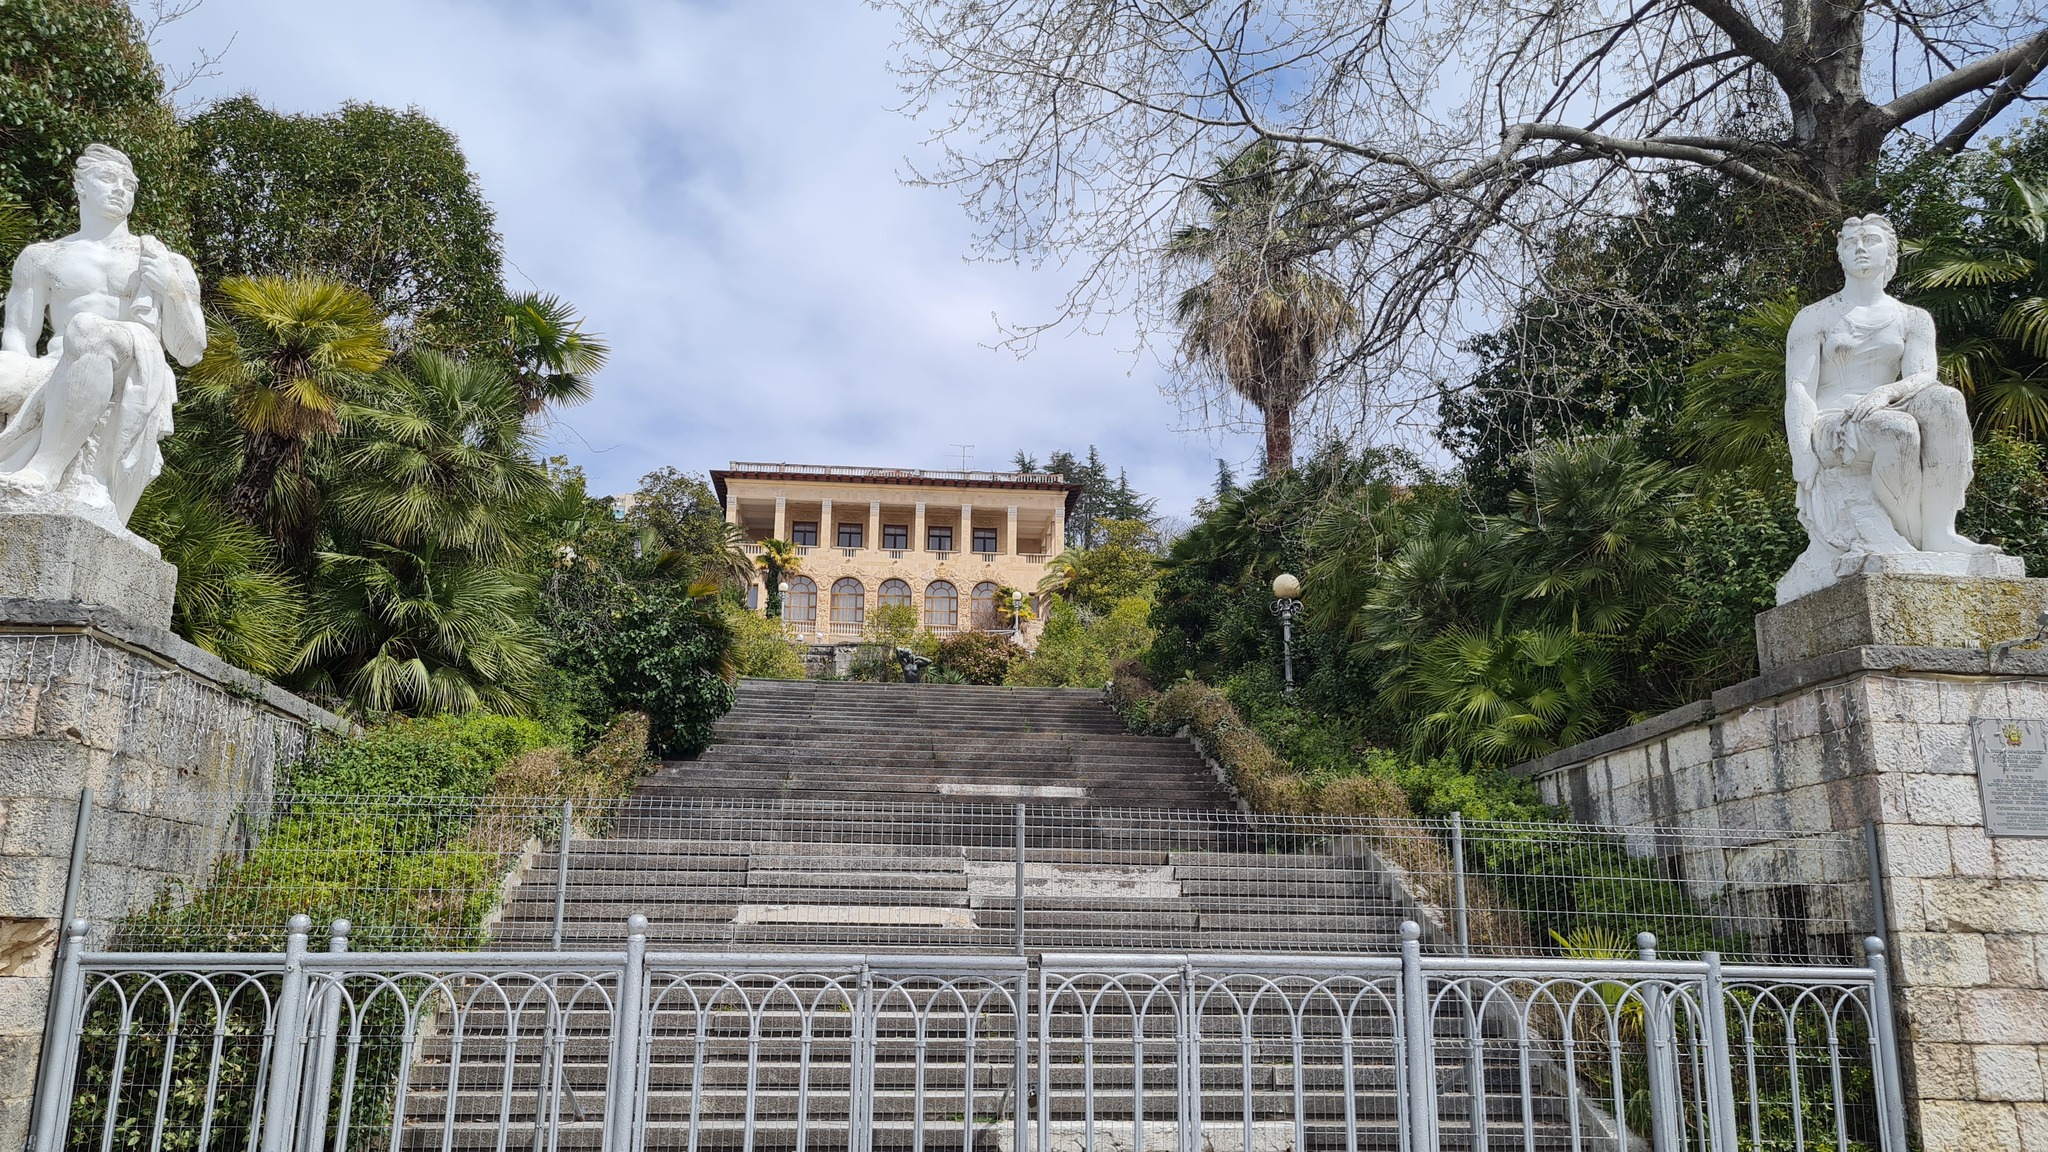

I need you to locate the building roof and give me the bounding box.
[712,462,1082,514]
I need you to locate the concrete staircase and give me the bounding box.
[422,680,1581,1150]
[488,679,1409,954]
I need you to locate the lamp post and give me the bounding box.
[777,581,790,626]
[1271,573,1303,696]
[1010,590,1025,638]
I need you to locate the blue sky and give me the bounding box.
[146,0,1254,519]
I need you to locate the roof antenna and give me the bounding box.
[950,444,975,470]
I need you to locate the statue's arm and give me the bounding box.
[153,247,205,367]
[1898,305,1940,393]
[1,244,49,354]
[1785,306,1824,483]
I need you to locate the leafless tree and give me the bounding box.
[876,0,2048,436]
[130,0,233,109]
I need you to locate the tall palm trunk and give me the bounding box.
[1264,403,1294,473]
[226,431,302,523]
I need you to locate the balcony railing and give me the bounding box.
[729,461,1067,485]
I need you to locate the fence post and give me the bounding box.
[1866,936,1910,1152]
[296,920,350,1152]
[606,915,648,1152]
[1399,921,1437,1152]
[28,918,89,1152]
[259,916,314,1152]
[1637,933,1680,1152]
[1863,823,1890,940]
[1449,812,1470,953]
[1014,803,1026,957]
[853,963,877,1152]
[1449,813,1485,1152]
[1012,964,1030,1152]
[1178,960,1199,1152]
[1700,951,1739,1152]
[27,789,92,1152]
[552,800,574,951]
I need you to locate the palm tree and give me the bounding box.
[298,541,547,716]
[755,538,801,615]
[186,276,392,529]
[1907,175,2048,436]
[1166,141,1356,473]
[703,523,758,589]
[502,291,611,414]
[130,480,305,677]
[332,351,547,564]
[1497,437,1692,637]
[1409,625,1617,766]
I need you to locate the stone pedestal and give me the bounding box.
[0,512,175,630]
[1756,571,2048,671]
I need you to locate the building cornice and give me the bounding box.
[713,463,1082,514]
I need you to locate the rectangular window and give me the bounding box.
[837,522,864,548]
[791,521,818,547]
[883,524,909,550]
[972,527,999,553]
[927,526,954,552]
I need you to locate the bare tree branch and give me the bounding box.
[875,0,2048,447]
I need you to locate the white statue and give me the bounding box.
[1778,214,2019,603]
[0,144,203,531]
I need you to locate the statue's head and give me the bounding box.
[1837,215,1899,284]
[73,144,138,222]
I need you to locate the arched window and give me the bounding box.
[924,581,959,630]
[784,576,817,625]
[830,578,865,629]
[879,578,913,609]
[970,582,1001,631]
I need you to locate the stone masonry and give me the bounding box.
[1514,645,2048,1149]
[0,600,350,1152]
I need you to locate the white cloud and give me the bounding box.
[146,0,1257,517]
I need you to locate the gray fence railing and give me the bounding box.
[76,792,1874,963]
[30,916,1905,1152]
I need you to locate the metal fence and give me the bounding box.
[74,793,1874,963]
[29,916,1906,1152]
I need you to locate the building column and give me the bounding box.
[1052,510,1065,552]
[869,501,881,551]
[773,496,787,541]
[1007,505,1019,555]
[914,502,927,552]
[960,503,973,553]
[821,499,834,547]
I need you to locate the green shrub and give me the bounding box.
[1963,431,2048,575]
[934,631,1021,684]
[586,583,736,757]
[722,600,807,679]
[1008,596,1155,688]
[291,713,552,798]
[122,713,649,953]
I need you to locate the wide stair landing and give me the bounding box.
[434,681,1579,1149]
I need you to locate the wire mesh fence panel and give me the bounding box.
[88,793,1871,963]
[35,920,1903,1152]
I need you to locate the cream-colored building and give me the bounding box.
[712,462,1079,642]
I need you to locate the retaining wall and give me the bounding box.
[0,599,350,1152]
[1514,645,2048,1149]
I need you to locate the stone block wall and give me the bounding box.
[0,601,350,1152]
[1514,645,2048,1148]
